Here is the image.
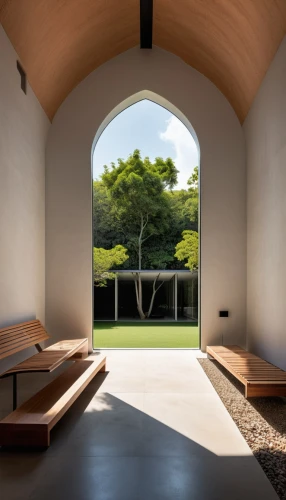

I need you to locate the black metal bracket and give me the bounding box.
[35,343,43,353]
[1,343,43,411]
[0,372,18,410]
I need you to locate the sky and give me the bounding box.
[92,99,199,190]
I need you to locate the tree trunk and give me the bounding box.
[135,215,146,319]
[133,272,145,319]
[138,214,144,271]
[133,214,152,320]
[146,274,164,318]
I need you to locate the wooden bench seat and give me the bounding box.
[0,355,106,447]
[207,345,286,398]
[3,339,88,375]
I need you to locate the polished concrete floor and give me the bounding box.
[0,350,278,500]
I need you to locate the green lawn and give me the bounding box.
[93,321,199,348]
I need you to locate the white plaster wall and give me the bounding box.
[244,37,286,369]
[0,27,50,373]
[46,46,246,351]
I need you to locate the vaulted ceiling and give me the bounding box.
[1,0,286,123]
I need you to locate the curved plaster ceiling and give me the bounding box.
[1,0,286,123]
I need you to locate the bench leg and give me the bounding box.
[99,362,106,373]
[70,340,89,360]
[246,383,286,398]
[13,374,17,410]
[0,424,50,447]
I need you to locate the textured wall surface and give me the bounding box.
[46,46,246,351]
[0,27,50,373]
[244,36,286,369]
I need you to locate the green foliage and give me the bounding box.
[93,181,121,249]
[101,150,178,269]
[185,166,199,224]
[93,245,129,286]
[187,166,199,192]
[93,154,199,271]
[175,230,199,271]
[145,248,175,269]
[101,149,176,221]
[183,196,198,224]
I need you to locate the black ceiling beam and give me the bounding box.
[140,0,153,49]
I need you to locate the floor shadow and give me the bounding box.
[0,374,279,499]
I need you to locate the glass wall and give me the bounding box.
[117,278,175,320]
[93,272,198,322]
[177,273,198,321]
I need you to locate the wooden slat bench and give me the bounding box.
[206,345,286,398]
[0,356,106,447]
[0,319,106,446]
[0,320,89,409]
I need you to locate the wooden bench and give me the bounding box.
[0,319,106,446]
[0,319,89,409]
[206,345,286,398]
[0,356,106,447]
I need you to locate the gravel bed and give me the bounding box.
[198,358,286,499]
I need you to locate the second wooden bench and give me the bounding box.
[207,345,286,398]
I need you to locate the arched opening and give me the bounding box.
[91,92,200,349]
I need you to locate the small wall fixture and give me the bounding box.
[219,310,229,317]
[17,61,27,94]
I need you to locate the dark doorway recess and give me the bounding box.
[94,281,115,320]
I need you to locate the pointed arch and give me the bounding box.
[91,90,200,160]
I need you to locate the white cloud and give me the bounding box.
[159,116,199,189]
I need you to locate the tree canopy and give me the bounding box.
[101,149,178,270]
[174,230,199,271]
[93,245,128,287]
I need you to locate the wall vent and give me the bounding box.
[17,61,27,94]
[219,310,229,317]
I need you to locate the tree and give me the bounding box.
[101,149,178,318]
[93,179,198,270]
[93,245,129,287]
[175,230,199,271]
[185,166,199,226]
